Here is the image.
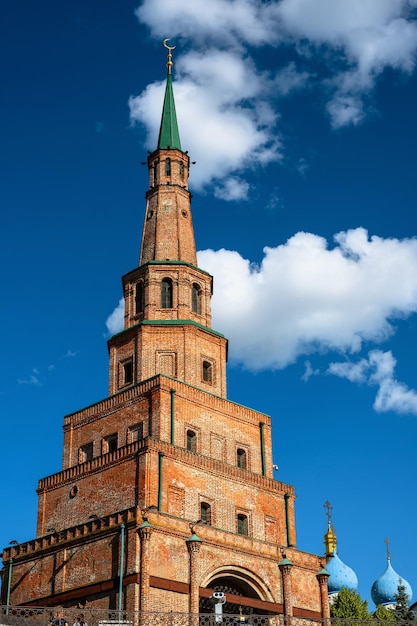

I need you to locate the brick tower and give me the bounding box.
[1,45,329,619]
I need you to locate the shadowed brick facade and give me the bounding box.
[1,50,330,619]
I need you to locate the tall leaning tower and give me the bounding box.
[1,45,330,619]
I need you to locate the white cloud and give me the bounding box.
[197,228,417,370]
[18,368,41,386]
[327,357,369,384]
[106,298,124,336]
[326,94,365,129]
[214,177,250,201]
[62,349,78,359]
[135,0,279,47]
[133,0,417,158]
[302,360,320,381]
[328,350,417,415]
[273,62,311,96]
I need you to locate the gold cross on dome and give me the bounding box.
[324,500,333,523]
[385,537,391,560]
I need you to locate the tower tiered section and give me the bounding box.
[1,44,329,619]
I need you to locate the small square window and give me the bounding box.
[79,442,93,463]
[237,514,248,536]
[104,433,118,454]
[128,423,143,443]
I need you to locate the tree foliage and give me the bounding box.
[393,580,415,622]
[331,587,371,621]
[373,605,395,621]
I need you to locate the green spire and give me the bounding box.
[158,40,182,151]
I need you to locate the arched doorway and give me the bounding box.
[200,568,274,616]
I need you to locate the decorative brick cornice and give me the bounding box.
[2,507,138,564]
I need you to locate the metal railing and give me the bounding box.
[0,608,415,626]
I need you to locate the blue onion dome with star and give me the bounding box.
[371,555,413,607]
[327,551,359,594]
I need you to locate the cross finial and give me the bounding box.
[163,38,176,75]
[324,500,333,523]
[385,537,391,560]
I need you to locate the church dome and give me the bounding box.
[327,551,358,594]
[371,559,413,607]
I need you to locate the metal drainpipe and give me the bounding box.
[259,421,266,477]
[284,493,291,547]
[158,452,164,511]
[6,558,13,615]
[170,389,176,445]
[118,524,125,622]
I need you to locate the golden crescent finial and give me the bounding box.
[163,39,176,75]
[163,38,176,52]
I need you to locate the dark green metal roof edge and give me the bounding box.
[159,372,270,418]
[123,261,212,280]
[141,320,224,337]
[65,372,271,421]
[158,74,181,150]
[109,319,225,340]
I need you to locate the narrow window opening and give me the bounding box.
[237,448,247,470]
[135,282,144,315]
[237,514,248,536]
[186,430,197,453]
[161,278,173,308]
[165,158,171,176]
[202,360,213,384]
[200,502,212,525]
[192,283,201,314]
[179,161,184,179]
[123,360,133,385]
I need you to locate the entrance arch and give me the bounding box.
[199,566,275,615]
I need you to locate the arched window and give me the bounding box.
[237,448,247,470]
[179,161,184,179]
[161,278,173,308]
[165,158,171,176]
[200,502,212,525]
[202,360,213,384]
[192,283,201,314]
[237,514,248,536]
[135,282,144,315]
[186,430,197,453]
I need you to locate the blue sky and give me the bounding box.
[2,0,417,609]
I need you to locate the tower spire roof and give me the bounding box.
[158,39,182,151]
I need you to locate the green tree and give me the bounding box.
[393,580,415,622]
[331,587,371,622]
[373,605,395,622]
